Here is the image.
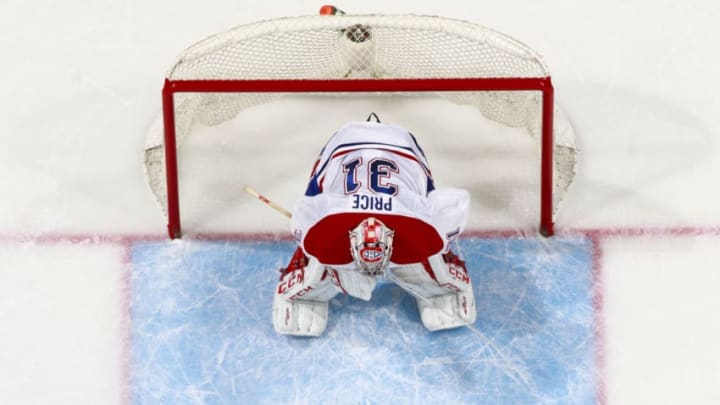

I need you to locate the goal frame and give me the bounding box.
[161,76,555,239]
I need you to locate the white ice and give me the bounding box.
[1,0,719,404]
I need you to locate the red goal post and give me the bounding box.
[145,14,577,239]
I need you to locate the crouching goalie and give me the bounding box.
[273,115,476,336]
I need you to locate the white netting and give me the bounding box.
[144,14,577,229]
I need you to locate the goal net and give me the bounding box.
[144,13,577,238]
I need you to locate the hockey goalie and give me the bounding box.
[273,114,477,336]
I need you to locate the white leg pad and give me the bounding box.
[417,289,477,331]
[277,257,338,302]
[389,252,477,332]
[272,295,329,337]
[388,263,449,297]
[426,253,472,293]
[273,255,338,336]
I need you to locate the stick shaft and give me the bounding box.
[244,186,292,218]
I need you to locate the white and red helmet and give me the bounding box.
[349,217,394,276]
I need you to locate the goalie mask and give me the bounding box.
[349,217,394,276]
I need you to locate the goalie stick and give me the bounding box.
[243,185,292,218]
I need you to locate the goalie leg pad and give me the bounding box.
[417,289,476,331]
[273,248,339,336]
[389,250,477,331]
[388,263,448,297]
[272,296,329,337]
[426,250,472,293]
[276,248,338,302]
[389,251,473,297]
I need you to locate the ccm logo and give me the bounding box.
[449,265,469,284]
[288,286,314,301]
[278,270,304,294]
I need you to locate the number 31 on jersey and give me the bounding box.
[343,157,399,196]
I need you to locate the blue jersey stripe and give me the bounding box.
[313,141,431,179]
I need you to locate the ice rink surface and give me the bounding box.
[131,237,595,404]
[1,1,719,404]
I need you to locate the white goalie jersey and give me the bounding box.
[274,119,477,336]
[291,120,470,268]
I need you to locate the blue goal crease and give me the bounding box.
[129,236,597,405]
